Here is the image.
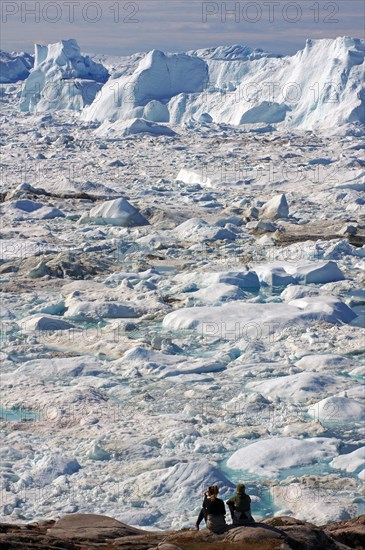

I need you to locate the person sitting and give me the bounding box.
[195,485,227,533]
[226,483,255,525]
[195,488,209,530]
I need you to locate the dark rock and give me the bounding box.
[48,513,144,541]
[325,514,365,549]
[0,514,362,549]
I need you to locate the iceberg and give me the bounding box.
[0,50,33,83]
[94,118,177,137]
[227,437,339,477]
[20,39,109,112]
[83,49,207,123]
[83,37,365,131]
[79,197,149,227]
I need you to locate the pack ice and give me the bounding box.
[1,34,365,532]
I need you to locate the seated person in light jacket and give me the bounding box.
[195,485,227,533]
[227,483,255,525]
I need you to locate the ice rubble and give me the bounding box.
[0,50,34,83]
[30,454,81,487]
[174,218,236,242]
[1,52,365,528]
[82,36,365,131]
[20,39,109,112]
[117,460,234,528]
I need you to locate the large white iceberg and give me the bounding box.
[253,261,345,287]
[19,314,75,331]
[64,301,142,321]
[20,39,109,112]
[83,37,365,131]
[83,49,207,123]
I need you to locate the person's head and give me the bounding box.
[208,485,219,501]
[236,483,245,495]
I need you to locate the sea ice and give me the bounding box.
[295,354,356,373]
[79,197,149,227]
[94,118,177,137]
[308,396,365,424]
[64,301,142,321]
[19,314,75,332]
[330,447,365,474]
[227,437,339,477]
[246,372,347,403]
[111,347,226,378]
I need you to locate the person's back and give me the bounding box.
[204,485,227,533]
[227,484,254,525]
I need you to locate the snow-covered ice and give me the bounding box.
[227,437,339,477]
[79,197,149,227]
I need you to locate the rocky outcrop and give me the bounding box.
[324,515,365,548]
[0,514,364,549]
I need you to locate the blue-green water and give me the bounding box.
[0,406,41,422]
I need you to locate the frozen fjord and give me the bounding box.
[0,37,364,528]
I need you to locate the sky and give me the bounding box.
[1,0,364,56]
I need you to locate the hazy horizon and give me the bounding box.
[1,0,364,56]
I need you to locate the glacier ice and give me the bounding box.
[0,50,34,83]
[20,39,109,113]
[82,37,365,132]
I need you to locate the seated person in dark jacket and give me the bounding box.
[226,483,254,525]
[195,485,227,533]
